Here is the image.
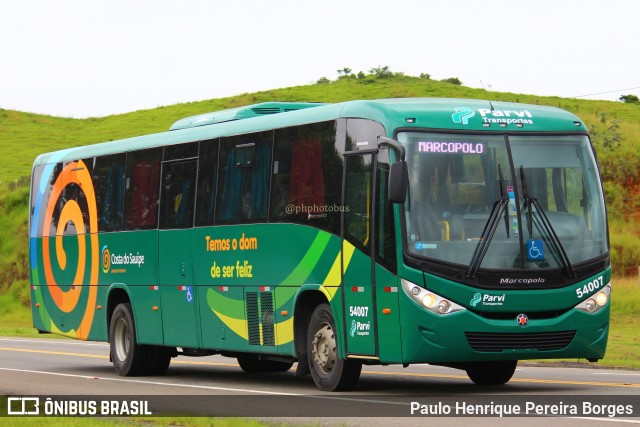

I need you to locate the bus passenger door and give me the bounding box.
[342,152,378,357]
[158,159,200,348]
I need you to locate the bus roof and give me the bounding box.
[33,98,586,167]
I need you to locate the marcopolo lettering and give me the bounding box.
[418,141,485,154]
[500,277,546,285]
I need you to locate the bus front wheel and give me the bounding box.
[465,360,518,385]
[109,303,147,376]
[307,303,361,391]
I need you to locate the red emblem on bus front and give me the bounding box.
[517,314,529,327]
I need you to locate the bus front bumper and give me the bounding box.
[398,295,609,364]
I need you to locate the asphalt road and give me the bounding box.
[1,336,639,425]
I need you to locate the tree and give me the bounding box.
[619,94,640,104]
[316,77,330,85]
[590,114,622,149]
[420,73,431,79]
[369,65,393,79]
[337,68,352,79]
[441,77,462,85]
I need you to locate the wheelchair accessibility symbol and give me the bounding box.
[527,239,545,260]
[186,286,193,303]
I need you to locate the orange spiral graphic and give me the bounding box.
[41,160,99,340]
[101,247,111,273]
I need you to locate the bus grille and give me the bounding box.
[247,293,260,345]
[246,291,275,346]
[464,330,576,352]
[260,291,275,346]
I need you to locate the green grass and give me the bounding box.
[604,277,640,368]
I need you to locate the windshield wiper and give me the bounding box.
[466,165,510,278]
[520,166,576,278]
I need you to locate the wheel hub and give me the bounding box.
[114,318,129,362]
[312,323,336,374]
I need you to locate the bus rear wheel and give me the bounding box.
[237,355,293,373]
[307,303,361,391]
[466,360,517,385]
[109,303,148,376]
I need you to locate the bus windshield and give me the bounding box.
[398,132,608,273]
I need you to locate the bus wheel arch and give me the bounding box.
[106,287,131,334]
[293,290,328,377]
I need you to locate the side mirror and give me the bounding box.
[388,161,408,204]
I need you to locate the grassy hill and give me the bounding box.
[1,73,639,299]
[4,75,640,182]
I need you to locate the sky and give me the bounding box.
[1,0,639,118]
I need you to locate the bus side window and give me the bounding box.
[123,148,161,230]
[160,160,197,229]
[375,159,397,272]
[93,154,126,232]
[344,154,373,252]
[217,132,272,223]
[195,139,219,227]
[270,122,343,235]
[271,126,326,220]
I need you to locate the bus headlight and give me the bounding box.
[575,284,611,314]
[422,293,437,308]
[401,279,465,315]
[595,290,609,306]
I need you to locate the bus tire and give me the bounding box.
[109,303,148,376]
[466,360,517,385]
[146,346,172,375]
[237,355,294,373]
[307,303,361,391]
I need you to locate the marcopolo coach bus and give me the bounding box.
[29,98,611,391]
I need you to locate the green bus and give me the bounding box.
[29,98,611,391]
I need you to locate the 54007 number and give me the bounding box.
[576,276,604,299]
